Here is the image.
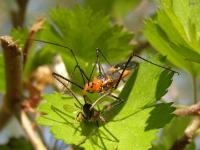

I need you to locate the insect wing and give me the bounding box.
[114,61,138,70]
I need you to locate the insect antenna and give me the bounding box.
[96,48,112,66]
[52,72,83,107]
[34,39,90,84]
[114,53,134,89]
[133,53,179,75]
[53,72,83,90]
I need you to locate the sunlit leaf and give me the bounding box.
[37,56,175,149]
[144,0,200,76]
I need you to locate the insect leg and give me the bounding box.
[102,126,119,142]
[97,48,112,66]
[69,64,88,86]
[53,72,83,90]
[70,49,91,84]
[88,48,107,83]
[34,39,91,83]
[96,130,107,149]
[90,92,111,110]
[109,94,124,103]
[114,53,134,89]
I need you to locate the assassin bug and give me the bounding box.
[52,72,106,123]
[34,39,178,108]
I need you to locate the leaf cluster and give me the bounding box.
[144,0,200,76]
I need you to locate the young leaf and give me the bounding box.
[37,56,175,149]
[144,0,200,76]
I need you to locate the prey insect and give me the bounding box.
[35,39,178,108]
[53,73,106,123]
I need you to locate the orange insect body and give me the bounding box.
[82,78,103,96]
[82,68,132,96]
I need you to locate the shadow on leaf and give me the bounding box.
[156,70,174,100]
[145,102,175,131]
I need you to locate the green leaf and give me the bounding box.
[0,54,5,93]
[144,0,200,76]
[37,56,175,149]
[40,7,133,62]
[100,56,175,149]
[145,103,175,130]
[156,70,174,100]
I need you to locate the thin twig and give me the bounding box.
[23,18,44,66]
[171,74,199,149]
[170,117,200,150]
[20,110,47,150]
[174,102,200,116]
[10,0,29,27]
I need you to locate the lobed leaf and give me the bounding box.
[144,0,200,76]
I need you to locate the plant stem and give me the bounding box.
[174,102,200,116]
[0,36,47,150]
[192,75,197,103]
[20,110,47,150]
[10,0,29,28]
[23,18,44,66]
[0,36,23,129]
[170,117,200,150]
